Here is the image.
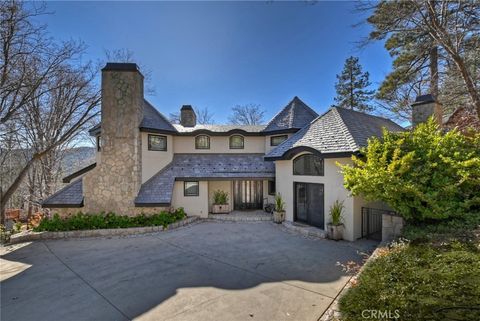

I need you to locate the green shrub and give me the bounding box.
[339,241,480,321]
[34,208,187,232]
[213,190,229,205]
[340,118,480,222]
[402,212,480,244]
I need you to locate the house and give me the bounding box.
[43,63,404,241]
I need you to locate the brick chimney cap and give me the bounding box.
[102,63,141,73]
[181,105,194,110]
[412,94,435,106]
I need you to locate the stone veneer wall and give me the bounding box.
[83,66,144,215]
[382,214,404,242]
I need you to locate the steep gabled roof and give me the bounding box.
[42,179,84,208]
[263,96,318,133]
[140,100,177,133]
[89,99,177,136]
[265,107,404,160]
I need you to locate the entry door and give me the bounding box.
[295,183,324,228]
[233,180,263,210]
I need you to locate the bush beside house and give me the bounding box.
[338,118,480,321]
[34,208,186,231]
[341,119,480,222]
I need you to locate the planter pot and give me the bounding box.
[212,204,230,214]
[327,224,344,240]
[273,211,285,224]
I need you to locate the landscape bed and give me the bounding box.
[338,215,480,321]
[34,208,187,231]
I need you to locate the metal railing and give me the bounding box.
[361,207,396,241]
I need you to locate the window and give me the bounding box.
[184,181,199,196]
[148,134,167,151]
[268,180,276,195]
[195,135,210,149]
[229,135,244,149]
[270,135,288,146]
[96,135,101,151]
[293,154,324,176]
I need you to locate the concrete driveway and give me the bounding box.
[1,221,375,321]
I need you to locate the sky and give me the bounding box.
[38,1,392,124]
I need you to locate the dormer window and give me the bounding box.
[229,135,244,149]
[195,135,210,149]
[270,135,288,146]
[148,134,167,151]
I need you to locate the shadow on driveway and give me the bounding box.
[0,221,377,321]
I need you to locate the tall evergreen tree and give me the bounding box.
[334,56,375,112]
[362,1,480,121]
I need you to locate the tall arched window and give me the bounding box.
[195,135,210,149]
[229,135,244,149]
[293,154,324,176]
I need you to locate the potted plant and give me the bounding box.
[212,190,230,214]
[273,193,286,223]
[327,200,345,240]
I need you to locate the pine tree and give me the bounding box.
[334,57,375,112]
[362,0,480,121]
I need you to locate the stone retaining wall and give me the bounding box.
[9,216,199,244]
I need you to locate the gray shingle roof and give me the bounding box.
[42,179,84,208]
[265,107,404,160]
[173,124,266,134]
[89,99,176,136]
[263,96,318,133]
[135,154,275,206]
[140,100,177,132]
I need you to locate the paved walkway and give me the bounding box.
[1,221,377,321]
[208,210,272,221]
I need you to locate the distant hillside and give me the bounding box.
[61,147,96,176]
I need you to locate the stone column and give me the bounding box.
[83,63,144,215]
[411,94,443,127]
[382,214,404,242]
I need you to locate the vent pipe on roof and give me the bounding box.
[180,105,196,127]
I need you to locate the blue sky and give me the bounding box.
[39,1,391,123]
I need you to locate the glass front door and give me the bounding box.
[233,180,263,210]
[294,182,324,228]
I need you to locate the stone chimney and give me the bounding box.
[83,63,144,215]
[411,94,443,127]
[180,105,196,127]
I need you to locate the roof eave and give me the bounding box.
[63,163,96,183]
[42,200,84,208]
[265,147,356,161]
[261,128,300,135]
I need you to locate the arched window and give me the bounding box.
[195,135,210,149]
[293,154,324,176]
[229,135,244,149]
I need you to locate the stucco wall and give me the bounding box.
[208,181,233,212]
[352,197,392,239]
[275,154,358,241]
[173,135,265,154]
[264,134,291,154]
[141,132,174,183]
[171,181,209,218]
[263,180,275,204]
